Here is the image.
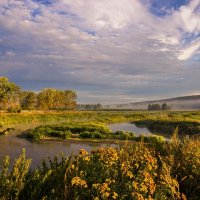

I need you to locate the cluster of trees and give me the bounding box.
[148,103,171,111]
[0,77,77,112]
[77,104,102,110]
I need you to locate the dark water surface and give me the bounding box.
[108,122,170,139]
[0,132,116,169]
[0,122,167,169]
[108,122,153,135]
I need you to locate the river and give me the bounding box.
[0,132,117,169]
[0,122,165,169]
[108,122,153,135]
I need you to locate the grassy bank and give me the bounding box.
[0,110,200,133]
[0,134,199,200]
[135,120,200,135]
[25,121,165,143]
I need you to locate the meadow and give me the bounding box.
[0,110,199,126]
[0,110,200,139]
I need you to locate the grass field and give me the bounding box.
[0,110,200,138]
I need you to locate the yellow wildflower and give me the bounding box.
[84,156,90,161]
[79,149,88,156]
[71,164,75,170]
[127,171,133,179]
[103,192,110,198]
[112,192,118,199]
[92,183,100,189]
[71,177,87,188]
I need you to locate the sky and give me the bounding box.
[0,0,200,104]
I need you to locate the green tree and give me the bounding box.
[148,104,161,110]
[37,89,77,110]
[0,77,21,111]
[20,91,37,110]
[63,90,77,110]
[162,103,168,110]
[37,88,57,110]
[96,103,102,110]
[148,104,152,110]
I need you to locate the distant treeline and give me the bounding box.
[77,104,102,110]
[0,77,77,112]
[148,103,171,110]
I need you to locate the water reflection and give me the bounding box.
[108,122,170,139]
[109,122,153,136]
[0,122,169,169]
[0,133,116,169]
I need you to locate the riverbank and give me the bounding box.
[1,110,200,135]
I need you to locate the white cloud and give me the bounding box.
[178,41,200,60]
[0,0,200,103]
[148,34,179,45]
[62,0,148,29]
[178,0,200,33]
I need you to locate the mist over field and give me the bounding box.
[104,95,200,110]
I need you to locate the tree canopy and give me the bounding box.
[0,77,77,112]
[0,77,21,111]
[148,103,170,111]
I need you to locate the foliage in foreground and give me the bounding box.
[0,135,199,200]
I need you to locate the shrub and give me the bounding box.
[26,122,111,141]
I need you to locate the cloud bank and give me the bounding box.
[0,0,200,104]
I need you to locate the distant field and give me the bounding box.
[0,110,200,136]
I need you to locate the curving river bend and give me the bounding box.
[0,122,167,168]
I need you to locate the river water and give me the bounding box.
[0,133,117,169]
[108,122,153,136]
[0,122,162,169]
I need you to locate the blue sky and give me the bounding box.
[0,0,200,104]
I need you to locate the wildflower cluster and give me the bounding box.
[71,176,87,188]
[92,147,119,166]
[0,135,199,199]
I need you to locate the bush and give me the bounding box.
[79,131,105,139]
[63,130,72,139]
[26,122,111,141]
[79,131,93,138]
[0,149,31,199]
[113,130,135,140]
